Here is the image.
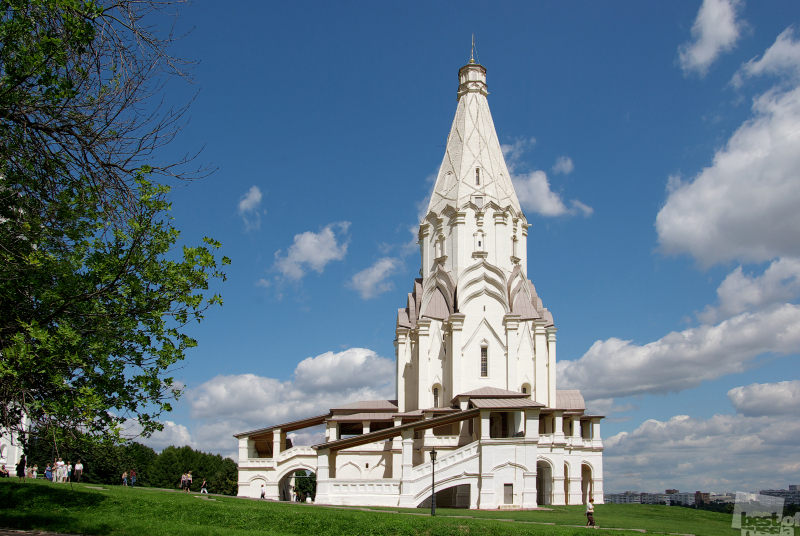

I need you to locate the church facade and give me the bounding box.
[234,57,604,509]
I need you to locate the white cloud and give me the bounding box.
[558,303,800,401]
[186,348,395,455]
[678,0,745,76]
[273,222,350,280]
[238,186,263,231]
[255,278,271,288]
[552,156,574,175]
[348,257,402,299]
[513,171,593,217]
[728,380,800,417]
[124,420,195,452]
[698,258,800,323]
[501,138,537,171]
[658,30,800,267]
[733,28,800,87]
[603,412,800,492]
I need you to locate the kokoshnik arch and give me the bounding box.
[234,54,605,509]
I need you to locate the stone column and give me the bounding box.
[552,459,566,505]
[524,409,540,440]
[480,410,491,440]
[398,429,415,507]
[449,313,465,401]
[591,418,603,449]
[504,314,520,391]
[533,320,548,406]
[553,410,565,444]
[416,319,431,411]
[572,417,582,447]
[362,421,371,435]
[546,327,558,409]
[396,327,409,413]
[315,449,331,504]
[392,417,402,479]
[326,420,338,442]
[238,437,250,461]
[272,429,281,459]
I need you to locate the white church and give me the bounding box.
[235,56,604,509]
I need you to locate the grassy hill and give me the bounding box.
[0,479,750,536]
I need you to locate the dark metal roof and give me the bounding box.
[233,413,330,439]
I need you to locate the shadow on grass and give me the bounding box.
[0,483,113,535]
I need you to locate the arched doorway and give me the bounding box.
[536,461,553,506]
[279,469,316,502]
[581,463,593,504]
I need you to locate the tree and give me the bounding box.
[295,469,316,501]
[0,0,228,445]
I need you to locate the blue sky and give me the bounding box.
[136,1,800,494]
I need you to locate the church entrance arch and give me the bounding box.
[278,469,316,502]
[536,460,553,506]
[581,463,593,504]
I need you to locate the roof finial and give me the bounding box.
[470,34,475,64]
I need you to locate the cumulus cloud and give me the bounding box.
[603,412,800,492]
[186,348,395,455]
[698,258,800,323]
[238,186,263,231]
[348,257,401,299]
[273,222,350,280]
[124,420,195,452]
[733,28,800,87]
[678,0,745,76]
[501,138,537,170]
[513,171,593,217]
[728,380,800,417]
[659,30,800,267]
[558,303,800,401]
[552,156,574,175]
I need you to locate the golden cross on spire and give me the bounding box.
[470,34,475,64]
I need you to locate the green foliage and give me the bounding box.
[294,469,316,501]
[25,436,238,495]
[0,0,228,443]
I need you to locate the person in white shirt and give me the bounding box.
[74,461,84,483]
[56,458,65,483]
[585,498,596,528]
[260,484,266,499]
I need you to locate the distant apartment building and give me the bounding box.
[760,486,800,505]
[710,493,736,503]
[605,492,642,504]
[640,493,669,504]
[695,491,710,504]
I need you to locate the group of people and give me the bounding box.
[178,471,208,494]
[43,458,82,483]
[12,456,41,482]
[121,469,137,486]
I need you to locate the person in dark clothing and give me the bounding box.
[16,456,26,482]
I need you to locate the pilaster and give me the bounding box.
[504,314,520,391]
[546,327,558,408]
[553,410,565,444]
[238,437,250,461]
[399,430,415,507]
[315,449,331,504]
[591,418,603,450]
[449,313,465,399]
[396,327,409,413]
[416,319,432,410]
[272,429,281,459]
[533,320,548,406]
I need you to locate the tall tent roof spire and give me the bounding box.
[424,58,522,218]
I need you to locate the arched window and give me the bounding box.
[475,168,481,185]
[522,386,527,394]
[433,387,439,408]
[521,383,531,396]
[480,347,488,377]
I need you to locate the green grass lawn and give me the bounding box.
[0,479,751,536]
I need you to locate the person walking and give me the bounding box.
[66,461,72,483]
[74,460,83,483]
[180,472,187,492]
[260,484,266,499]
[45,463,52,482]
[130,468,137,487]
[121,471,128,486]
[200,479,208,494]
[32,464,38,480]
[55,458,65,483]
[16,456,26,482]
[186,471,193,492]
[586,498,596,528]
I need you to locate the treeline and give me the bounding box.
[25,435,238,495]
